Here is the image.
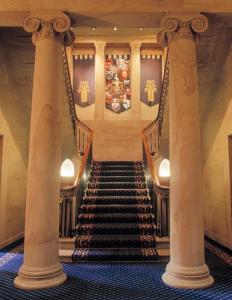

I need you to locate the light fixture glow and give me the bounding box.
[60,159,75,177]
[91,27,96,31]
[159,159,170,178]
[113,26,118,31]
[138,27,144,30]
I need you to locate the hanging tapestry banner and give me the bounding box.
[105,55,131,113]
[140,54,162,106]
[73,55,95,107]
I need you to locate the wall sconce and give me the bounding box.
[159,159,170,178]
[60,159,75,187]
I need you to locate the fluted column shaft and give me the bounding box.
[95,42,105,120]
[158,14,214,289]
[130,42,142,120]
[14,13,74,290]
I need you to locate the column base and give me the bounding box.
[162,262,214,289]
[14,263,67,290]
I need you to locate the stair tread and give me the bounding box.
[79,213,154,217]
[74,248,157,253]
[72,248,159,261]
[86,188,149,191]
[77,223,156,228]
[76,235,156,241]
[88,184,147,189]
[92,170,144,172]
[88,182,146,184]
[84,196,150,199]
[90,176,145,179]
[81,205,152,208]
[94,161,141,164]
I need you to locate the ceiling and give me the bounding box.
[0,12,231,126]
[197,13,232,123]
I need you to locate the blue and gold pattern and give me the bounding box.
[0,239,232,299]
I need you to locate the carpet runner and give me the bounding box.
[73,161,159,261]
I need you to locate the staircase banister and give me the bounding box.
[143,49,169,135]
[142,132,155,181]
[142,128,169,190]
[74,131,93,188]
[60,132,93,194]
[63,47,92,137]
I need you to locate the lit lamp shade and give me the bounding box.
[60,159,75,187]
[155,158,170,187]
[159,159,170,178]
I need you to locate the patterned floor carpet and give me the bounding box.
[0,240,232,299]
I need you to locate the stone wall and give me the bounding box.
[202,42,232,249]
[0,33,32,248]
[0,28,77,248]
[70,37,162,161]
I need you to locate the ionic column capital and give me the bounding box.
[23,12,74,46]
[130,41,142,50]
[158,13,208,46]
[94,42,106,50]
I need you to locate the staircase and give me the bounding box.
[72,161,159,262]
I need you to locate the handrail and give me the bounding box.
[60,132,93,187]
[60,47,93,237]
[144,49,169,136]
[62,48,92,136]
[142,50,169,170]
[142,132,155,180]
[74,131,93,188]
[61,46,93,192]
[142,131,168,190]
[142,50,170,237]
[59,132,93,237]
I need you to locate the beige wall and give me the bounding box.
[202,42,232,249]
[0,29,78,248]
[0,38,32,248]
[159,92,169,160]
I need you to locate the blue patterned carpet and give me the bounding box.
[0,240,232,300]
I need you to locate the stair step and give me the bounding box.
[156,236,170,249]
[89,176,145,183]
[93,161,142,166]
[93,165,143,170]
[72,248,159,262]
[78,213,155,224]
[88,182,147,189]
[91,171,144,176]
[156,248,170,262]
[83,196,150,205]
[85,189,149,197]
[76,223,156,235]
[75,235,156,248]
[81,204,152,213]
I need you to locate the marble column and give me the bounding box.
[14,13,74,290]
[94,42,106,120]
[158,14,214,289]
[130,41,142,120]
